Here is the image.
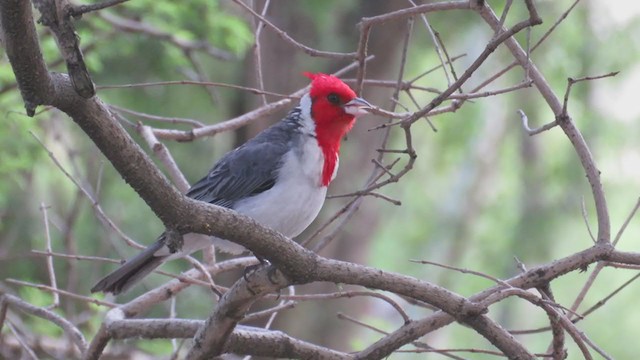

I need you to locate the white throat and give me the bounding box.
[298,94,316,137]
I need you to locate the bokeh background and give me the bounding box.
[2,0,640,358]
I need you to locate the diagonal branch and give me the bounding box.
[478,2,611,245]
[401,5,542,127]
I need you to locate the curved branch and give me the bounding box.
[1,294,87,354]
[0,0,54,115]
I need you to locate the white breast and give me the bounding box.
[234,142,328,238]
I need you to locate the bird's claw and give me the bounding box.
[266,264,280,285]
[243,263,261,281]
[242,261,280,288]
[243,254,271,281]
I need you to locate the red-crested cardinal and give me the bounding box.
[91,73,372,294]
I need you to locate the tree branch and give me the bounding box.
[478,2,611,245]
[0,294,87,354]
[0,0,54,115]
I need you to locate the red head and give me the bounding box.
[303,72,372,186]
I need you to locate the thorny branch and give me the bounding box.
[1,0,637,359]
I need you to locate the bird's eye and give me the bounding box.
[327,93,340,105]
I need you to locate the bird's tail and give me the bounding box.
[91,239,166,295]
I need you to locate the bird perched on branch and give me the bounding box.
[91,73,373,294]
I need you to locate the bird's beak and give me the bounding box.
[344,97,373,117]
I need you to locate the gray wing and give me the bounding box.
[185,121,297,208]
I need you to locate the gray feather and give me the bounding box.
[186,110,302,206]
[90,238,166,295]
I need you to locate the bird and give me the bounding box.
[91,72,373,294]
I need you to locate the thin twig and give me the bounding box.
[31,249,121,264]
[232,0,355,59]
[613,197,640,246]
[6,321,38,360]
[337,313,465,360]
[39,203,60,308]
[110,104,205,127]
[242,301,297,323]
[138,123,190,192]
[69,0,129,17]
[98,80,292,99]
[146,58,374,141]
[98,12,234,60]
[470,0,581,95]
[517,109,557,136]
[6,279,116,308]
[29,131,143,250]
[1,294,88,353]
[408,0,452,86]
[496,0,514,33]
[562,72,620,116]
[581,197,597,243]
[252,0,271,105]
[411,259,510,287]
[277,290,411,324]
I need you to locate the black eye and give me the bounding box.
[327,93,340,105]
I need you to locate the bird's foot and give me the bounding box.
[243,254,270,281]
[266,264,280,285]
[242,261,280,286]
[243,264,260,281]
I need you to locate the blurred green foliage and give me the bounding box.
[2,0,640,358]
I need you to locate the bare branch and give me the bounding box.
[0,0,55,115]
[252,0,271,105]
[69,0,129,18]
[6,321,39,360]
[29,131,144,249]
[517,109,557,136]
[138,124,190,192]
[33,0,95,98]
[69,0,130,17]
[359,1,470,26]
[408,0,453,86]
[148,58,373,141]
[232,0,355,59]
[581,196,597,243]
[478,3,611,245]
[281,290,411,324]
[562,71,620,116]
[104,318,352,358]
[2,1,635,359]
[403,7,542,127]
[98,12,234,60]
[39,203,60,308]
[613,197,640,246]
[98,80,292,99]
[110,104,205,128]
[242,301,296,323]
[6,279,115,308]
[0,294,87,353]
